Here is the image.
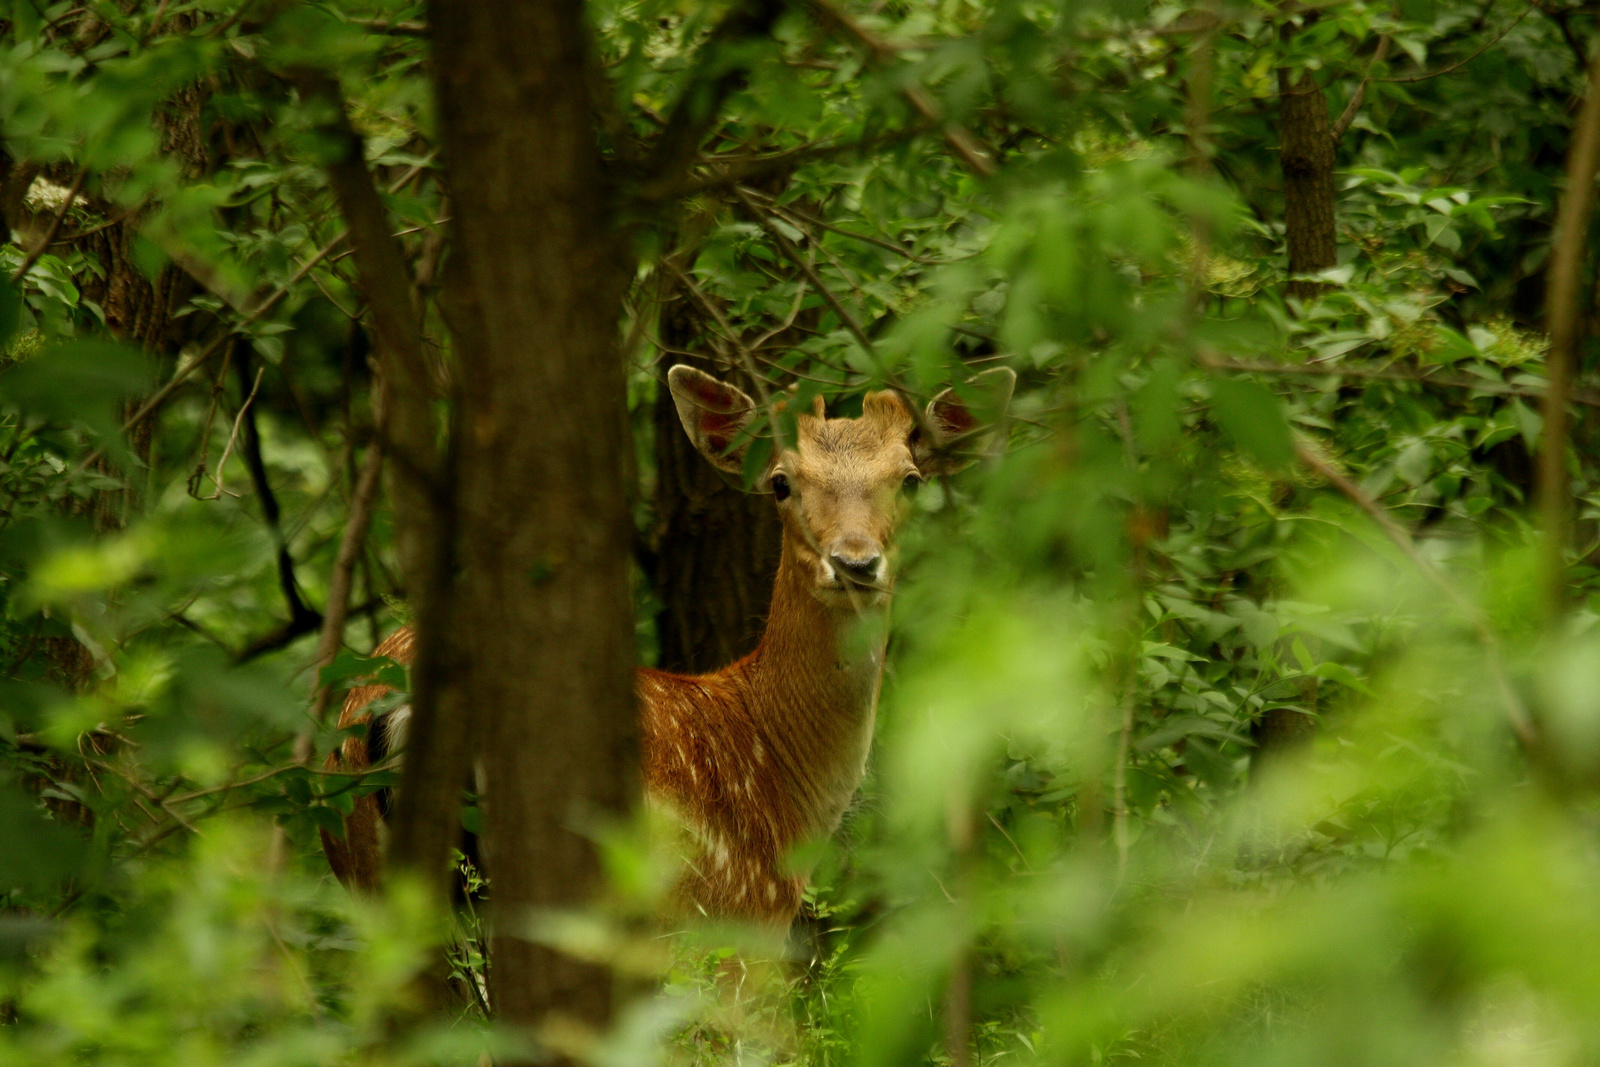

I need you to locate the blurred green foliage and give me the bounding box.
[0,0,1596,1064]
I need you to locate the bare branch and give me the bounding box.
[1374,3,1532,84]
[294,426,388,765]
[1294,437,1537,748]
[1331,35,1391,143]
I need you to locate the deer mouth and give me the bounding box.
[817,573,892,606]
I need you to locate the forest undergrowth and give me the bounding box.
[0,0,1598,1065]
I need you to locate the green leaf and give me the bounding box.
[0,279,21,350]
[1310,660,1376,697]
[741,430,773,490]
[308,804,346,840]
[1210,378,1293,470]
[318,650,408,693]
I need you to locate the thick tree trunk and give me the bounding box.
[431,0,638,1050]
[651,295,781,673]
[1277,68,1338,299]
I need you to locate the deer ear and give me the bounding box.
[913,367,1016,476]
[668,365,758,475]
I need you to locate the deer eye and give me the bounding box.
[902,473,923,494]
[770,473,791,501]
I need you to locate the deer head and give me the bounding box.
[667,365,1016,607]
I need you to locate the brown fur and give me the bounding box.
[321,366,1013,927]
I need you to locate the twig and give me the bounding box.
[49,200,144,244]
[164,755,405,809]
[326,217,451,266]
[196,364,263,500]
[1331,35,1391,143]
[735,187,943,444]
[738,185,954,264]
[1536,40,1600,623]
[69,231,349,480]
[748,271,812,351]
[298,428,388,761]
[234,347,321,638]
[144,0,171,39]
[265,915,325,1020]
[159,795,204,837]
[1293,437,1537,747]
[641,0,791,193]
[985,810,1032,869]
[640,126,926,202]
[1112,399,1145,881]
[11,168,87,283]
[1375,3,1532,83]
[804,0,997,176]
[347,16,428,35]
[1203,354,1600,407]
[279,437,394,877]
[735,189,874,352]
[662,257,778,413]
[65,155,432,481]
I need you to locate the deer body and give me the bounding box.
[639,540,885,919]
[323,364,1012,927]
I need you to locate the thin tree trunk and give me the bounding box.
[431,0,638,1052]
[1538,42,1600,623]
[288,67,467,905]
[651,295,781,673]
[1277,67,1338,299]
[1261,53,1337,764]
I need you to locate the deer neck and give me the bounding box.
[741,536,887,837]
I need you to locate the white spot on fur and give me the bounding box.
[765,881,777,903]
[752,741,765,764]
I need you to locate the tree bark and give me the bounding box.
[1277,67,1338,299]
[431,0,638,1051]
[651,294,781,673]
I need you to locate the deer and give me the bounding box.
[322,363,1015,928]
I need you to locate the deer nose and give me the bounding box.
[830,544,882,585]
